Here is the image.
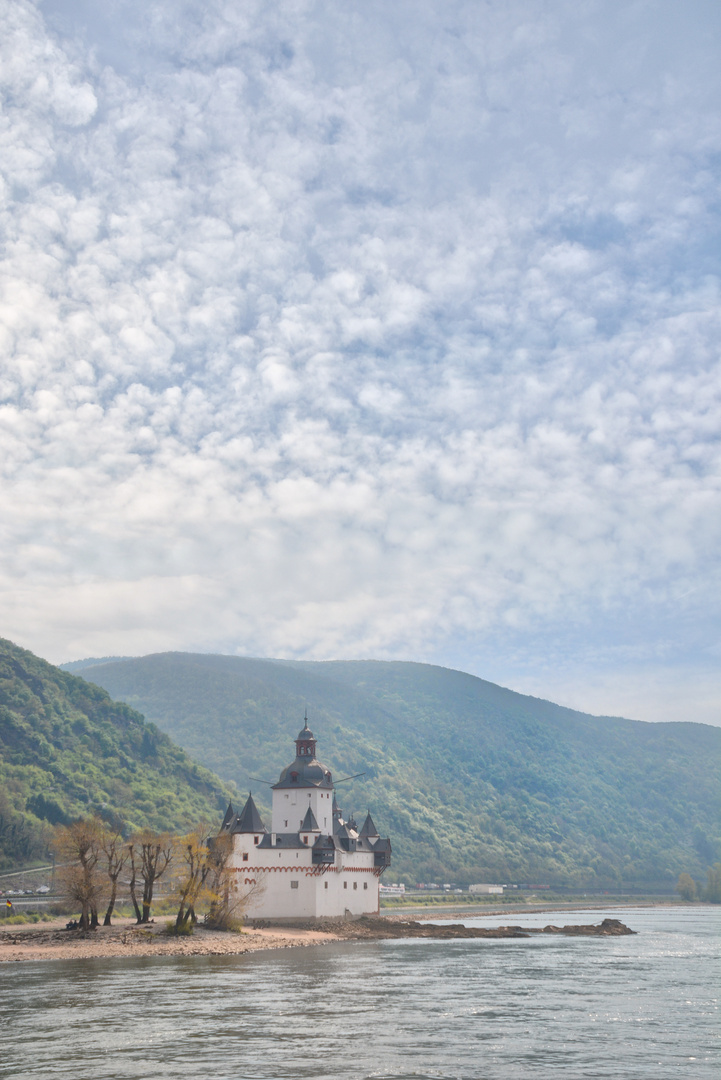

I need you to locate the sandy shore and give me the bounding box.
[0,916,345,964]
[0,903,648,963]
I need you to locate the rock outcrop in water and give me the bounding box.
[327,915,636,940]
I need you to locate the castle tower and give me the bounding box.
[270,718,334,835]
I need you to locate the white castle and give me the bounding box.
[220,718,391,920]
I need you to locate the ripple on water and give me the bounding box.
[0,907,718,1080]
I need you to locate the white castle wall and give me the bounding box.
[228,832,380,920]
[271,786,333,833]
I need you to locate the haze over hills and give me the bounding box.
[0,638,230,868]
[66,652,721,888]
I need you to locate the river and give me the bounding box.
[1,906,718,1079]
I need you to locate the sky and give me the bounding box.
[1,0,720,725]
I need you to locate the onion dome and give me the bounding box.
[273,716,334,790]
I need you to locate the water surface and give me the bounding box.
[1,906,718,1079]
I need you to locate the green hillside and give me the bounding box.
[0,639,231,868]
[66,652,721,888]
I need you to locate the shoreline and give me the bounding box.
[0,917,346,964]
[0,901,670,964]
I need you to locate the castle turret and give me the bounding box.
[295,717,316,758]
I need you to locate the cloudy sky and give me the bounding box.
[2,0,720,724]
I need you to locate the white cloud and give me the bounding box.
[0,0,719,721]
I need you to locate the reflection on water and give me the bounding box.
[1,907,718,1080]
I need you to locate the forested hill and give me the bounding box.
[66,652,721,888]
[0,639,230,868]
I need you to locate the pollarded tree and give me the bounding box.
[137,831,173,923]
[100,826,127,925]
[126,840,143,923]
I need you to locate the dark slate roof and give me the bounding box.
[300,806,320,831]
[221,802,235,831]
[296,719,316,741]
[273,755,333,789]
[231,793,267,834]
[256,832,308,850]
[335,821,358,841]
[359,811,378,837]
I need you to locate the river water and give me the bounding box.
[1,906,718,1079]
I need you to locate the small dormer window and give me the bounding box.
[291,772,298,782]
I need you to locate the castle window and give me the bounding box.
[324,881,328,890]
[303,836,308,844]
[284,820,288,827]
[353,882,357,890]
[254,836,259,844]
[364,882,368,890]
[290,880,299,889]
[343,881,347,889]
[242,853,248,862]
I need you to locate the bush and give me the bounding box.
[164,919,194,936]
[2,911,53,925]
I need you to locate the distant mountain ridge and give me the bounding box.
[65,651,721,887]
[0,639,230,868]
[60,656,137,673]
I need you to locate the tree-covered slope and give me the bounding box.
[0,639,230,868]
[66,652,721,888]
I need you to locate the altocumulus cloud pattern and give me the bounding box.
[1,0,720,723]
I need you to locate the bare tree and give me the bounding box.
[53,819,104,931]
[205,832,265,930]
[172,827,215,932]
[126,841,143,923]
[100,827,127,925]
[138,831,173,923]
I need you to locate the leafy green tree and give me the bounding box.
[676,872,697,901]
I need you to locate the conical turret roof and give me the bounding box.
[359,811,378,837]
[300,805,320,831]
[221,801,235,831]
[232,793,267,834]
